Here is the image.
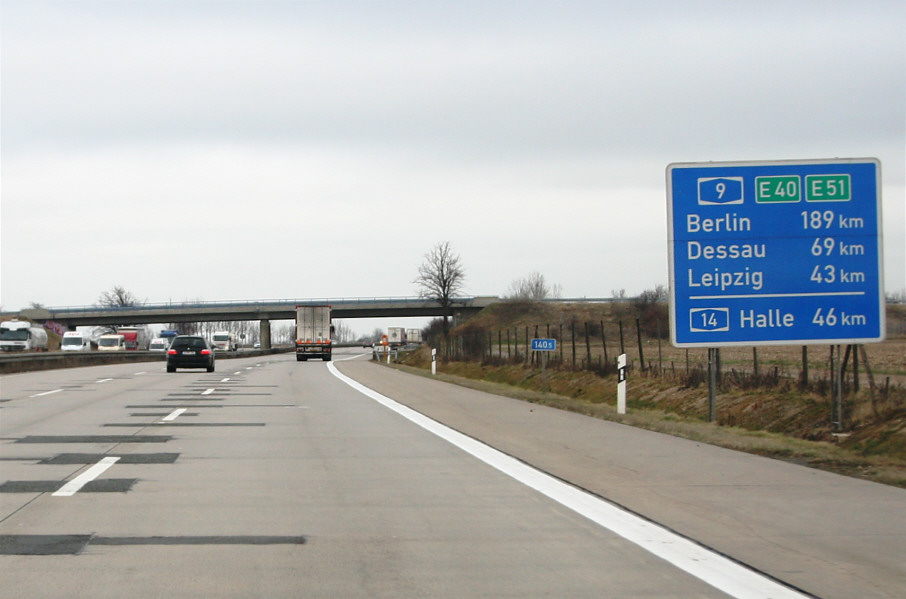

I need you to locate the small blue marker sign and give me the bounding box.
[531,338,557,351]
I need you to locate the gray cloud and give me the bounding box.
[2,0,903,323]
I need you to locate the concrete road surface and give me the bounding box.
[1,348,903,598]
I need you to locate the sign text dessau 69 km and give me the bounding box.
[667,158,884,348]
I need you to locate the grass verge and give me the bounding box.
[384,357,906,489]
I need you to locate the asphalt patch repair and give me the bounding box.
[1,535,307,555]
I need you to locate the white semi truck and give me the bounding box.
[295,305,333,361]
[0,320,49,352]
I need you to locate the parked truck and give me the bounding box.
[0,319,49,352]
[295,305,333,361]
[387,327,407,347]
[117,326,151,350]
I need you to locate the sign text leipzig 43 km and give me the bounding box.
[667,158,884,347]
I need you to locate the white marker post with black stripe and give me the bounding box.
[617,354,627,414]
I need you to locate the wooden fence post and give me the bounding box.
[636,318,645,372]
[753,347,759,377]
[570,321,576,369]
[801,346,809,387]
[600,320,609,365]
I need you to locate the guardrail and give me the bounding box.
[0,348,290,375]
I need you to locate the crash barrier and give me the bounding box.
[0,348,290,375]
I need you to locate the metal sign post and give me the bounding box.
[531,338,557,394]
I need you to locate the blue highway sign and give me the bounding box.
[667,158,884,347]
[531,338,557,351]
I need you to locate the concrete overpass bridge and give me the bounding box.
[3,296,501,348]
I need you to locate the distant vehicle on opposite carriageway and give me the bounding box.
[149,337,171,352]
[211,331,238,352]
[117,326,151,350]
[0,320,49,352]
[61,331,92,352]
[97,333,126,351]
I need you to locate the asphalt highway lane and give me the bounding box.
[1,349,903,598]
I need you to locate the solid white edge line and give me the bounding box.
[52,457,121,497]
[327,362,808,599]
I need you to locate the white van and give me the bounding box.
[97,333,126,351]
[148,337,171,352]
[61,331,91,352]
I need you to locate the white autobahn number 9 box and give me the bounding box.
[667,158,884,348]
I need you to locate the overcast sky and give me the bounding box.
[2,0,904,336]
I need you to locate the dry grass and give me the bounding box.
[390,358,906,488]
[391,302,906,488]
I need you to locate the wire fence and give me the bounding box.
[432,318,904,403]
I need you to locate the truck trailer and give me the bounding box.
[295,305,333,361]
[0,320,49,352]
[387,327,407,347]
[117,326,151,350]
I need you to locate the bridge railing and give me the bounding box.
[9,296,490,315]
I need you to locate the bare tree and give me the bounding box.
[506,272,561,300]
[414,241,465,338]
[97,285,142,307]
[332,320,355,343]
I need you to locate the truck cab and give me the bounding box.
[0,319,49,352]
[212,331,238,352]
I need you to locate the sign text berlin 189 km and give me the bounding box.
[667,158,884,348]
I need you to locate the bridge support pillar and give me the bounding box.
[452,309,472,327]
[259,319,271,350]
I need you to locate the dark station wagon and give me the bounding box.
[166,335,215,373]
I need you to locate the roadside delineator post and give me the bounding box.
[431,348,437,375]
[617,353,627,414]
